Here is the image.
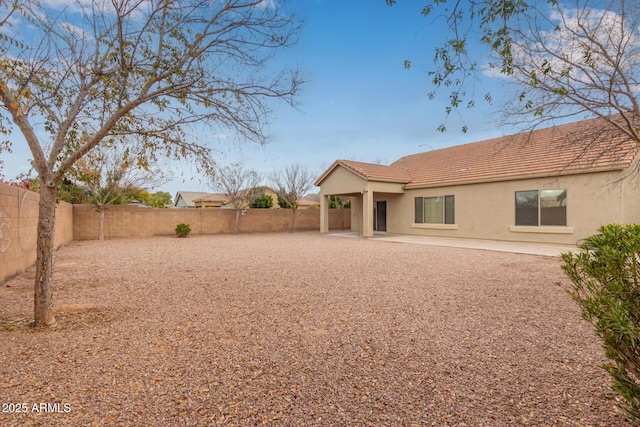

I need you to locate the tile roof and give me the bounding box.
[314,159,412,186]
[305,193,321,203]
[174,191,209,207]
[395,117,637,188]
[298,196,319,206]
[315,116,638,189]
[192,193,228,203]
[192,188,278,205]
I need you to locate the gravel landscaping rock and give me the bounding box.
[0,232,631,426]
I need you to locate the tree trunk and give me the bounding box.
[234,209,240,235]
[99,208,105,241]
[34,184,57,327]
[290,208,296,232]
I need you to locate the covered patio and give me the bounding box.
[315,160,410,238]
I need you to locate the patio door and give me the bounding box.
[373,201,387,232]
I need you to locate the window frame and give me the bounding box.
[515,189,567,227]
[415,195,455,225]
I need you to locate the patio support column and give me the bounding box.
[320,194,329,233]
[362,188,374,238]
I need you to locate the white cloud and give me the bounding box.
[542,6,640,71]
[255,0,276,10]
[40,0,94,13]
[483,4,640,89]
[61,21,91,40]
[39,0,153,21]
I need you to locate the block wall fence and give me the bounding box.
[73,204,350,240]
[0,182,74,283]
[1,182,350,283]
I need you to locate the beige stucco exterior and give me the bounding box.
[194,199,225,208]
[318,162,640,245]
[318,165,406,237]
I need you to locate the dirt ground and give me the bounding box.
[0,232,632,426]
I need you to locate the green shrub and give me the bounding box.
[277,194,291,209]
[562,223,640,421]
[175,223,191,238]
[328,195,351,209]
[251,194,273,208]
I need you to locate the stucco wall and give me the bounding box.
[73,205,350,240]
[621,161,640,224]
[375,169,631,245]
[319,167,367,195]
[0,183,74,283]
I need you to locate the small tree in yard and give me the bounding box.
[213,163,261,235]
[270,164,314,232]
[562,224,640,421]
[70,144,164,240]
[0,1,303,327]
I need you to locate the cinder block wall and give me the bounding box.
[0,184,348,283]
[0,183,74,283]
[73,205,351,240]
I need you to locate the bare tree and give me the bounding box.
[387,0,549,133]
[498,1,640,143]
[70,144,165,240]
[0,1,304,326]
[270,164,314,232]
[388,0,640,143]
[213,162,261,234]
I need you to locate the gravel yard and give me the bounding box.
[0,232,631,426]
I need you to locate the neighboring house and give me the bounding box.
[193,186,280,209]
[297,196,320,209]
[315,117,640,245]
[305,193,321,204]
[174,191,209,208]
[252,186,279,208]
[193,193,228,208]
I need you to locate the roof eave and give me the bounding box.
[315,161,382,186]
[314,161,345,186]
[367,177,411,184]
[315,161,414,187]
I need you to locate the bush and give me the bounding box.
[277,194,291,209]
[251,194,273,208]
[175,223,191,238]
[562,223,640,421]
[329,195,351,209]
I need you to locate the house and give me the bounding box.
[297,196,320,209]
[315,117,640,245]
[192,187,280,209]
[173,191,209,208]
[192,193,228,208]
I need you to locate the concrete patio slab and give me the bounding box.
[326,231,578,257]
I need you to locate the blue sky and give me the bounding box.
[2,0,514,196]
[204,0,513,195]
